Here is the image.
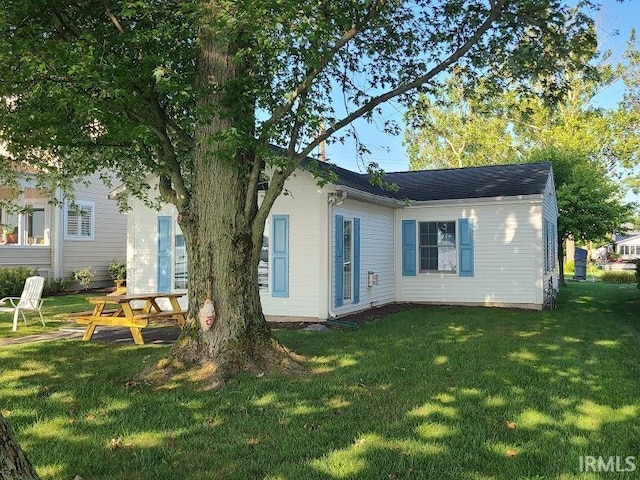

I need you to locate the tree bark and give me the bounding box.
[165,2,300,381]
[0,413,40,480]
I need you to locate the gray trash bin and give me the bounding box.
[574,247,587,280]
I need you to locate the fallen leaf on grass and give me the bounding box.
[506,449,517,458]
[506,421,517,429]
[248,438,260,445]
[108,437,133,450]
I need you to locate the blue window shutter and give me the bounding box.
[402,220,416,276]
[458,218,474,277]
[353,217,360,304]
[334,215,344,307]
[271,215,289,298]
[157,216,172,292]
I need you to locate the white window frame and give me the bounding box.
[64,200,95,240]
[418,221,457,273]
[174,222,188,291]
[342,218,354,301]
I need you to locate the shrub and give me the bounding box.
[600,270,637,284]
[72,267,94,289]
[563,260,575,275]
[0,267,37,298]
[107,259,126,281]
[634,260,640,289]
[43,277,68,296]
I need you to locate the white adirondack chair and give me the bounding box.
[0,276,45,331]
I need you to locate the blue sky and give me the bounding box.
[323,0,639,187]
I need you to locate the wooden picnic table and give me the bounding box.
[75,292,187,345]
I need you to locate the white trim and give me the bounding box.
[336,186,404,208]
[63,199,95,241]
[408,194,544,208]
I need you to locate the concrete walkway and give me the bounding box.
[0,326,180,347]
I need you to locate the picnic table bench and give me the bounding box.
[75,292,187,345]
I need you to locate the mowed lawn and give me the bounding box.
[1,282,638,480]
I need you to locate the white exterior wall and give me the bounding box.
[62,172,127,286]
[331,198,396,317]
[0,247,51,275]
[127,171,329,319]
[125,189,187,310]
[541,173,559,292]
[0,171,126,285]
[126,194,175,295]
[259,170,328,320]
[396,197,544,309]
[615,235,640,259]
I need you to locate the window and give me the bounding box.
[174,227,187,290]
[343,219,353,300]
[419,221,456,272]
[543,219,556,273]
[65,200,94,240]
[27,208,45,244]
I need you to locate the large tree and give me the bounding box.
[529,147,633,285]
[404,74,520,169]
[404,46,639,285]
[405,60,640,176]
[1,1,598,379]
[0,412,40,480]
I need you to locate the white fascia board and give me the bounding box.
[405,194,544,208]
[336,185,404,208]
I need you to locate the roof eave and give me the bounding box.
[407,193,545,207]
[336,184,405,208]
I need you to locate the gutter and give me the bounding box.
[336,185,404,208]
[407,193,544,207]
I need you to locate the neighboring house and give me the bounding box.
[610,232,640,260]
[0,171,127,287]
[122,160,558,317]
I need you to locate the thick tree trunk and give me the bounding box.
[165,2,300,381]
[0,413,40,480]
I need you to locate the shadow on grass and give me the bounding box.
[0,282,638,479]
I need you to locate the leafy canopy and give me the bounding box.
[0,0,599,212]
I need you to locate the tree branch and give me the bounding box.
[244,149,265,224]
[287,90,309,155]
[259,0,387,141]
[145,86,191,210]
[299,0,506,158]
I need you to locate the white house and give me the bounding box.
[123,161,558,318]
[0,171,127,287]
[611,233,640,261]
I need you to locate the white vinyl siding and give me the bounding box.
[540,172,559,296]
[62,172,127,285]
[259,170,326,319]
[398,198,543,309]
[332,198,395,316]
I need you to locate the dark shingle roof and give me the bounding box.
[302,159,552,202]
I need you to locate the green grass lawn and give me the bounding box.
[0,292,89,338]
[1,282,638,479]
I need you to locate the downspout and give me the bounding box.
[327,190,346,319]
[53,187,64,279]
